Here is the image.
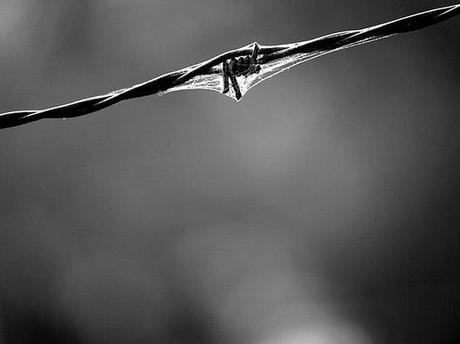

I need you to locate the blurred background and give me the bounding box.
[1,1,459,343]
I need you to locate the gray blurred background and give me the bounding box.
[1,1,459,343]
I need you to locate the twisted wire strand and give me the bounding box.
[1,4,459,129]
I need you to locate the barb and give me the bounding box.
[1,4,459,129]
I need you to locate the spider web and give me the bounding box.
[160,35,389,102]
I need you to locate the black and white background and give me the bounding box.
[1,1,459,343]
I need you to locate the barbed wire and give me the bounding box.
[1,4,459,129]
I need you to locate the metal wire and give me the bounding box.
[1,4,459,129]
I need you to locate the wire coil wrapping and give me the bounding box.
[0,4,459,129]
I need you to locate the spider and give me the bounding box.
[222,43,261,100]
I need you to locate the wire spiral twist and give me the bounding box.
[1,4,459,129]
